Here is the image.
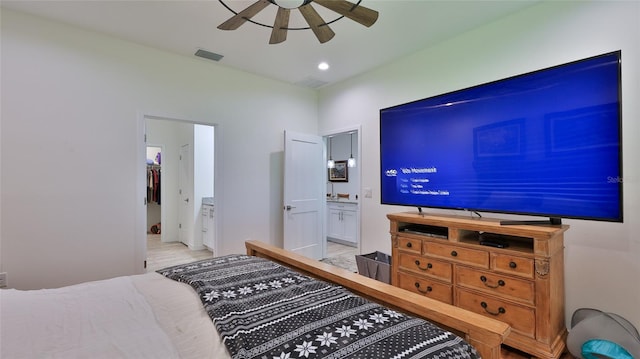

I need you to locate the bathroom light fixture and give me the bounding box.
[347,132,356,168]
[327,136,335,169]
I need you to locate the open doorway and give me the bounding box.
[322,128,361,273]
[143,116,217,272]
[146,145,163,239]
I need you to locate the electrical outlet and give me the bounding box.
[0,272,7,288]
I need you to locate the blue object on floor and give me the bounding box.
[582,339,634,359]
[567,308,640,359]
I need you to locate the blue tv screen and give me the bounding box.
[380,51,623,222]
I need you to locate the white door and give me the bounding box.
[283,131,324,260]
[178,144,190,246]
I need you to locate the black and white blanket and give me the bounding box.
[159,255,479,359]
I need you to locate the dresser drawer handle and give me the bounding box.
[509,261,517,269]
[406,242,413,248]
[480,276,505,288]
[450,250,458,257]
[481,301,506,316]
[414,260,432,270]
[414,282,432,293]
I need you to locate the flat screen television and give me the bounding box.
[380,51,623,224]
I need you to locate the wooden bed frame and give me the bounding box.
[246,240,510,359]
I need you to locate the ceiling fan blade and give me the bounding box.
[298,4,335,43]
[218,0,271,30]
[313,0,379,27]
[270,7,290,44]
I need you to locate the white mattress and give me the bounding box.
[0,273,231,358]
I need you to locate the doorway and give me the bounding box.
[322,128,361,272]
[141,115,218,271]
[146,145,163,240]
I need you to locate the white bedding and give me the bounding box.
[0,273,231,359]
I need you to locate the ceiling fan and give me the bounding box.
[217,0,379,44]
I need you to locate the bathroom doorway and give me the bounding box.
[322,128,361,272]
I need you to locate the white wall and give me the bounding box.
[194,124,214,207]
[194,124,214,250]
[0,8,318,289]
[318,1,640,329]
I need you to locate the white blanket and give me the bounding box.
[0,273,230,359]
[131,272,230,359]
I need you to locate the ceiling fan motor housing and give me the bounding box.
[269,0,313,9]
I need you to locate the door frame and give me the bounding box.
[322,125,362,255]
[135,112,221,273]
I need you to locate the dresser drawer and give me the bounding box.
[398,272,453,304]
[456,266,535,305]
[397,237,422,254]
[424,242,489,268]
[456,289,536,338]
[398,254,452,282]
[491,253,534,279]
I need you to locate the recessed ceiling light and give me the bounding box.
[318,62,330,71]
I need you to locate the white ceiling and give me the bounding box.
[1,0,539,88]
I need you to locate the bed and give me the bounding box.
[0,240,509,358]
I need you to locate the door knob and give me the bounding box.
[184,198,189,203]
[285,205,296,211]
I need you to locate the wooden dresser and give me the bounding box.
[388,212,569,359]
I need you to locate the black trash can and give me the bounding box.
[356,251,392,284]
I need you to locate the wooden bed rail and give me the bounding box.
[246,240,510,359]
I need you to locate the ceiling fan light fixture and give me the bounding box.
[219,0,379,44]
[271,0,306,9]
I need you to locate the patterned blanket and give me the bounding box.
[159,255,479,359]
